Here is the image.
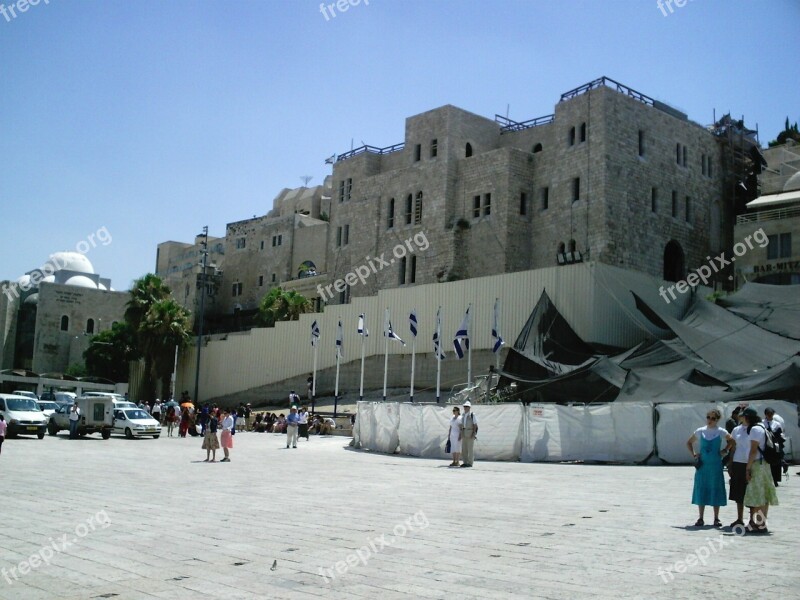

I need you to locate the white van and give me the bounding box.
[0,394,48,438]
[47,396,114,439]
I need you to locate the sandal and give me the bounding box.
[713,519,722,528]
[694,518,704,527]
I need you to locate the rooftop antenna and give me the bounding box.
[300,175,313,187]
[506,103,510,119]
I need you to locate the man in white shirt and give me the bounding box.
[152,400,162,424]
[69,402,81,439]
[459,401,478,468]
[763,407,786,485]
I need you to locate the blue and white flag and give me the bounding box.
[335,320,343,357]
[492,298,504,353]
[433,307,445,360]
[311,320,320,347]
[453,306,470,359]
[357,313,369,337]
[409,310,418,338]
[384,308,405,345]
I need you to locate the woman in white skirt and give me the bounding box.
[448,406,463,467]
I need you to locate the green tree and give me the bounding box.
[84,321,138,382]
[65,362,87,377]
[768,116,800,147]
[258,287,311,327]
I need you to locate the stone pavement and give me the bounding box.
[1,432,797,600]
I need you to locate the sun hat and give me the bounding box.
[462,401,471,407]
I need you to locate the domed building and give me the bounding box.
[0,251,128,374]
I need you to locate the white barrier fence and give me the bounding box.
[353,400,799,464]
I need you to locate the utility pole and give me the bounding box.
[193,226,208,404]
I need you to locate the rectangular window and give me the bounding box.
[572,178,580,203]
[541,187,549,210]
[579,122,586,143]
[232,282,242,297]
[343,224,349,245]
[638,130,645,157]
[770,233,792,259]
[271,273,276,283]
[272,235,283,247]
[519,192,527,216]
[235,237,246,249]
[338,179,345,202]
[671,191,678,217]
[260,240,264,250]
[387,198,395,229]
[409,255,417,284]
[430,139,438,158]
[336,226,342,247]
[676,144,682,165]
[258,275,263,287]
[414,144,421,162]
[685,196,691,223]
[568,127,575,146]
[405,194,413,225]
[780,233,792,258]
[345,178,352,201]
[651,188,657,213]
[399,257,407,285]
[683,146,688,167]
[483,193,491,216]
[414,193,422,224]
[701,154,706,176]
[473,195,481,218]
[339,285,349,304]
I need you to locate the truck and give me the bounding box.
[47,396,115,439]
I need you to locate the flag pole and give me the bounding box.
[312,340,318,414]
[334,350,340,418]
[495,298,501,375]
[359,329,366,401]
[410,334,416,402]
[382,308,389,401]
[467,303,472,386]
[436,306,442,404]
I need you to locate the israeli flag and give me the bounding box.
[433,308,445,360]
[453,306,470,359]
[492,298,504,353]
[335,320,343,357]
[384,308,405,345]
[311,320,320,347]
[409,310,418,338]
[358,314,369,337]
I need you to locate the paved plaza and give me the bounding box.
[2,430,798,600]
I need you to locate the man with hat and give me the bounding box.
[459,401,478,467]
[286,406,300,448]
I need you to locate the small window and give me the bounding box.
[336,226,342,247]
[414,192,423,224]
[465,143,473,157]
[345,178,352,202]
[473,195,481,218]
[685,196,691,223]
[532,143,543,153]
[682,146,687,167]
[86,318,94,334]
[519,192,527,216]
[185,284,190,298]
[483,193,491,216]
[405,194,413,225]
[572,178,580,203]
[258,275,264,287]
[541,187,549,210]
[671,191,678,218]
[260,240,264,250]
[232,282,243,297]
[708,158,713,178]
[343,224,350,245]
[638,130,645,157]
[271,273,276,283]
[579,122,586,143]
[409,255,417,284]
[338,180,345,202]
[430,139,438,158]
[557,242,565,255]
[414,144,421,162]
[60,315,69,331]
[651,188,657,213]
[399,256,407,285]
[701,154,706,176]
[387,198,395,229]
[769,233,792,259]
[235,237,246,249]
[676,143,682,165]
[339,285,349,304]
[568,240,577,253]
[568,126,576,146]
[779,233,792,258]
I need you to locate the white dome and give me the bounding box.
[42,275,55,284]
[97,282,108,290]
[49,252,94,274]
[64,275,97,289]
[784,171,800,192]
[17,274,31,288]
[23,293,39,305]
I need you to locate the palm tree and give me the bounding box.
[258,287,311,327]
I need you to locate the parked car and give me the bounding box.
[0,394,47,438]
[112,408,161,439]
[47,396,114,439]
[54,391,77,408]
[36,400,59,419]
[11,390,39,401]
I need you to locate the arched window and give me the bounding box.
[465,143,473,158]
[298,260,317,278]
[532,143,543,153]
[568,240,577,253]
[86,318,95,334]
[663,241,685,282]
[60,315,69,331]
[557,242,566,254]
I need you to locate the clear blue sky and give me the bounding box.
[1,0,798,291]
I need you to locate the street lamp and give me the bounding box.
[193,226,209,404]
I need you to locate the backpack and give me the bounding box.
[755,424,781,466]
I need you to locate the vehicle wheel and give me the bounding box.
[101,429,110,440]
[48,423,58,436]
[153,435,160,439]
[125,428,134,440]
[79,431,87,437]
[38,432,45,439]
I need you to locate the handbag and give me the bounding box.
[445,438,451,454]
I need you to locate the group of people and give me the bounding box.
[688,405,786,534]
[252,409,336,436]
[447,401,479,468]
[198,406,235,462]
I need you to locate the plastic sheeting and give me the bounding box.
[354,400,798,465]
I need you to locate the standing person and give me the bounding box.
[202,410,220,462]
[219,409,234,462]
[288,390,300,408]
[286,406,300,448]
[686,409,732,527]
[152,400,162,424]
[306,374,313,402]
[244,403,253,431]
[69,401,81,439]
[298,406,310,441]
[0,414,6,456]
[763,408,785,486]
[728,406,750,528]
[448,406,463,467]
[166,405,177,437]
[179,406,190,438]
[460,401,478,468]
[742,407,779,533]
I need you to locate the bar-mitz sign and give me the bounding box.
[752,261,800,273]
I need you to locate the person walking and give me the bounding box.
[459,401,478,468]
[447,406,463,467]
[686,409,732,527]
[288,390,300,408]
[243,403,252,432]
[298,406,310,441]
[152,400,162,424]
[166,405,177,437]
[286,406,300,448]
[727,406,750,528]
[202,410,220,462]
[742,407,779,533]
[220,409,234,462]
[179,406,190,438]
[0,414,6,456]
[69,401,81,439]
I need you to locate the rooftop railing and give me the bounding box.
[495,113,555,132]
[736,204,800,224]
[335,142,405,162]
[559,76,655,106]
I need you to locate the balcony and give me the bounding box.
[736,205,800,224]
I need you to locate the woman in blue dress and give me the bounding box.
[686,409,733,527]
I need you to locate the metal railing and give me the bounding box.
[559,76,655,106]
[495,113,555,132]
[335,142,405,162]
[736,205,800,224]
